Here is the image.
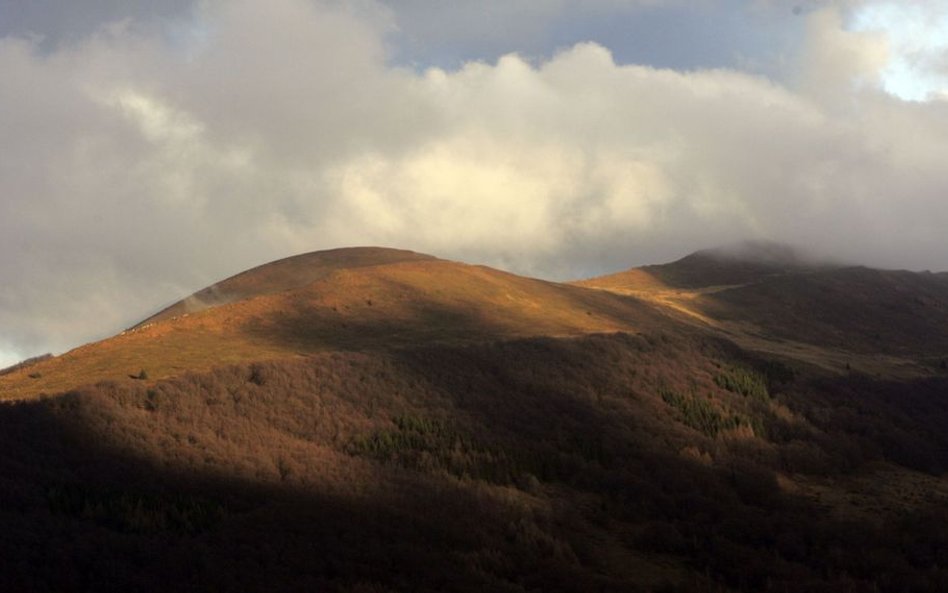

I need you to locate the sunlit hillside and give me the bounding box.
[1,248,676,401]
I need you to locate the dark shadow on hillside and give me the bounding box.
[0,388,631,592]
[699,266,948,357]
[379,333,948,590]
[246,297,511,352]
[2,342,721,592]
[789,373,948,474]
[3,334,948,591]
[238,279,685,355]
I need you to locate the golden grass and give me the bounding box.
[1,258,676,402]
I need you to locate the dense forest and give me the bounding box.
[3,330,948,592]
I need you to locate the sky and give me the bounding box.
[2,0,948,367]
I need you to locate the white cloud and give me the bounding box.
[850,2,948,101]
[794,6,889,103]
[2,0,948,360]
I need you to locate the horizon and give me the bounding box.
[3,0,948,366]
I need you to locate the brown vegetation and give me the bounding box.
[2,245,948,591]
[2,331,948,591]
[0,254,673,402]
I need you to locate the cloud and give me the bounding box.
[0,0,196,50]
[794,6,889,102]
[849,2,948,101]
[2,0,948,362]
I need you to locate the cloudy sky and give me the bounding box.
[2,0,948,366]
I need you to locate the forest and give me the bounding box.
[2,330,947,592]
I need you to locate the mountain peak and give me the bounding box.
[642,240,837,289]
[689,240,829,268]
[136,247,436,327]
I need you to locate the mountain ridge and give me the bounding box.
[0,247,672,401]
[579,240,840,292]
[4,241,948,401]
[134,246,436,328]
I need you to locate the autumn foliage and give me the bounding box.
[2,331,948,592]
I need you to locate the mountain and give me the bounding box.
[584,240,836,291]
[2,244,948,592]
[134,247,437,326]
[579,240,948,374]
[0,247,676,401]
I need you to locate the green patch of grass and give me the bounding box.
[714,366,769,401]
[348,415,522,483]
[660,388,752,437]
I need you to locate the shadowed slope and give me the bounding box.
[703,266,948,357]
[5,331,948,591]
[579,240,834,293]
[647,241,835,289]
[579,241,948,373]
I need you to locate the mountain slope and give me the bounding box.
[580,241,834,292]
[135,247,436,326]
[702,265,948,357]
[3,314,948,591]
[0,248,681,401]
[3,243,948,591]
[8,242,948,401]
[579,241,948,374]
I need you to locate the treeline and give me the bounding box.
[0,332,947,591]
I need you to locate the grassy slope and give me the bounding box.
[135,247,437,326]
[0,253,679,402]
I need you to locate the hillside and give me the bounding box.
[581,241,835,292]
[579,241,948,375]
[0,248,677,401]
[701,266,948,357]
[135,247,437,326]
[2,244,948,591]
